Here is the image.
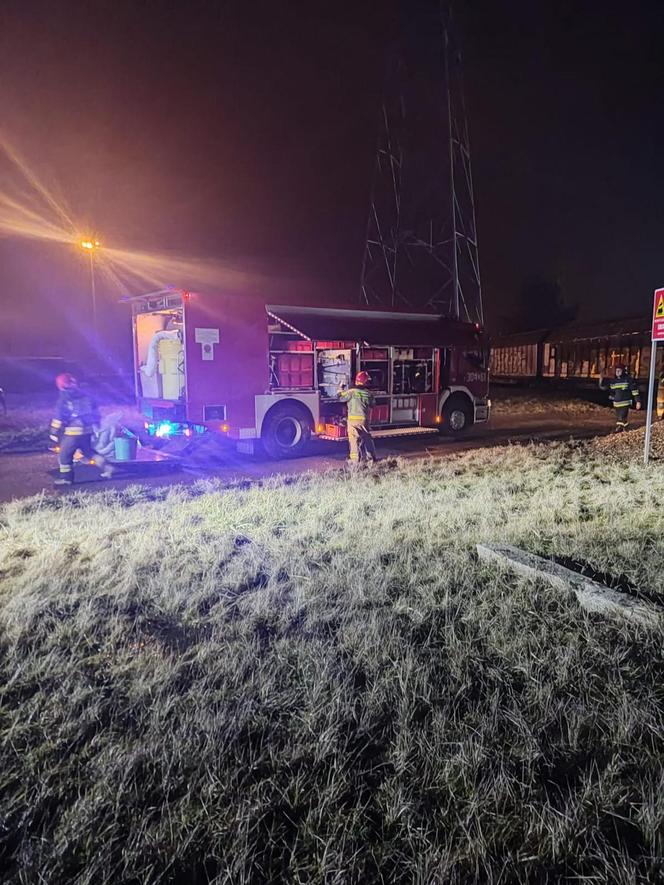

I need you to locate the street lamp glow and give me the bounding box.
[79,237,101,333]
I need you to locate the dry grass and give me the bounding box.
[0,397,52,452]
[1,441,664,884]
[491,389,605,415]
[589,417,664,462]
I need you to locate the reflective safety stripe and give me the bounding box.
[612,401,631,407]
[59,465,73,473]
[51,419,63,428]
[63,428,87,436]
[348,416,368,422]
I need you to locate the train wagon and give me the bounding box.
[490,316,657,386]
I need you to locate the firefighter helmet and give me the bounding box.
[615,364,627,377]
[55,372,77,391]
[355,370,371,386]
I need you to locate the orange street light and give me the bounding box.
[79,237,101,331]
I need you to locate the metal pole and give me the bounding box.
[89,251,97,335]
[643,339,657,465]
[442,17,459,320]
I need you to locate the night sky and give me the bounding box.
[0,0,663,365]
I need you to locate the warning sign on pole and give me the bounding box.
[652,288,664,340]
[644,287,664,465]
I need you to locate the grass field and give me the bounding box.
[0,397,52,452]
[1,432,664,884]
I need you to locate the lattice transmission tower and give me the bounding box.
[360,1,483,325]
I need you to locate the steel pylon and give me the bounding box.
[360,1,483,325]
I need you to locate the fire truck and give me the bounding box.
[125,288,490,458]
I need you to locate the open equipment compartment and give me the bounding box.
[133,293,185,403]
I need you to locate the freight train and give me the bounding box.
[490,316,659,387]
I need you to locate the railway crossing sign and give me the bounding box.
[644,287,664,464]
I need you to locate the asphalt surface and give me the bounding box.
[0,409,644,504]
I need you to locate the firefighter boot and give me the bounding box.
[614,405,629,432]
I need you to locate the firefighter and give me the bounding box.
[338,370,378,464]
[657,371,664,420]
[49,373,114,485]
[599,364,641,432]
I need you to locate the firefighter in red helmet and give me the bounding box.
[599,363,641,432]
[49,373,114,485]
[338,369,378,464]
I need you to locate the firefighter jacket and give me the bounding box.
[50,389,101,441]
[599,373,641,409]
[339,386,374,422]
[657,375,664,420]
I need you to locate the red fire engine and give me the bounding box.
[125,288,490,458]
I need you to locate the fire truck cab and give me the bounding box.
[127,288,490,458]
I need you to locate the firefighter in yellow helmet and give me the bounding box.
[338,370,378,464]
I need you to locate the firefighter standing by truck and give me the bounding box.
[49,373,114,485]
[599,364,641,432]
[338,370,378,464]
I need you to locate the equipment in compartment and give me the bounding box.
[370,403,390,424]
[391,396,419,423]
[275,353,314,388]
[138,318,183,399]
[317,349,352,398]
[317,341,356,350]
[158,337,185,400]
[362,348,388,361]
[392,347,434,395]
[325,422,347,438]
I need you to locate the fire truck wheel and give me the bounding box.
[262,402,313,459]
[441,396,473,434]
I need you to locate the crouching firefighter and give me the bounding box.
[338,370,378,464]
[599,364,641,432]
[49,373,114,485]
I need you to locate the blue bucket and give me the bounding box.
[114,436,137,461]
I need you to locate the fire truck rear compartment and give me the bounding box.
[135,309,185,401]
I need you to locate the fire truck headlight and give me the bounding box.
[220,423,229,433]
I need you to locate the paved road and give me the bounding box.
[0,410,644,503]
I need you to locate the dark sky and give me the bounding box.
[1,0,663,364]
